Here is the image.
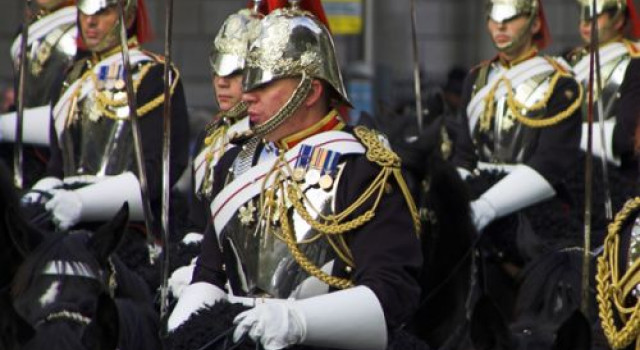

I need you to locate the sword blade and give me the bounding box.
[117,0,158,253]
[14,0,32,189]
[410,0,424,131]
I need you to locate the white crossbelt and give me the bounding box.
[573,42,630,83]
[10,7,77,62]
[467,57,556,132]
[210,131,366,235]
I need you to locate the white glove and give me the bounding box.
[168,264,196,299]
[45,189,82,230]
[233,301,305,350]
[182,232,203,245]
[167,282,227,332]
[472,164,555,232]
[470,197,497,232]
[22,176,63,204]
[233,286,387,350]
[0,106,51,145]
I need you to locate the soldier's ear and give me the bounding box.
[531,16,542,37]
[304,79,325,108]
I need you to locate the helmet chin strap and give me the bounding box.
[251,72,313,138]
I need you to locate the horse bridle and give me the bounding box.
[41,257,118,297]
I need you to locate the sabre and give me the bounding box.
[14,0,32,189]
[116,0,158,256]
[409,0,424,131]
[159,0,175,321]
[581,0,599,317]
[593,13,613,222]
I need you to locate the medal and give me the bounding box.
[305,169,320,185]
[319,174,333,190]
[293,167,306,182]
[114,79,125,90]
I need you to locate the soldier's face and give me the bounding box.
[79,7,119,52]
[579,12,624,44]
[487,15,539,57]
[213,72,244,111]
[242,78,302,142]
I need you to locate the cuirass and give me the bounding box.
[219,149,341,298]
[61,93,134,177]
[474,69,552,164]
[590,55,630,121]
[14,23,77,108]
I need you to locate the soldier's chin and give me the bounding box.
[494,40,514,51]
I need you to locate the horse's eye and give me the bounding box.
[521,328,532,336]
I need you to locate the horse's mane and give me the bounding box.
[514,248,587,324]
[23,321,88,350]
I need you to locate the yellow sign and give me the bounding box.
[323,0,362,35]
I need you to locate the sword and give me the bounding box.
[159,0,175,321]
[409,0,424,131]
[592,15,613,222]
[581,0,599,317]
[116,0,158,257]
[14,0,32,189]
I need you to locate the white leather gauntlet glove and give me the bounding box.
[45,189,82,230]
[233,286,387,350]
[22,176,63,205]
[471,164,555,232]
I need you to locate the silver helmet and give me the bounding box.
[486,0,538,23]
[243,5,350,107]
[77,0,137,53]
[210,8,263,77]
[576,0,625,21]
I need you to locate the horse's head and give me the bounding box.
[11,204,129,327]
[470,296,592,350]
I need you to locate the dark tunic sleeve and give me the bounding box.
[451,69,480,171]
[334,155,423,329]
[184,129,210,234]
[523,76,582,185]
[613,58,640,171]
[191,146,242,289]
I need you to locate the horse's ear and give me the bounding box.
[89,203,129,266]
[82,292,119,350]
[470,296,513,350]
[552,309,591,350]
[6,207,44,258]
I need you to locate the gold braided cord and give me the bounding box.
[480,63,583,132]
[597,197,640,349]
[68,62,180,122]
[280,201,355,290]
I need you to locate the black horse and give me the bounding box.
[10,204,161,350]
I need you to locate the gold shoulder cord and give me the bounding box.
[266,126,421,290]
[597,197,640,349]
[480,57,583,132]
[68,61,180,122]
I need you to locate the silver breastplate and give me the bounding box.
[61,94,134,177]
[591,55,631,121]
[14,23,77,108]
[474,70,553,164]
[219,151,341,298]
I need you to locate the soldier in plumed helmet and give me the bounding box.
[21,0,189,253]
[452,0,583,314]
[1,0,80,187]
[167,1,422,349]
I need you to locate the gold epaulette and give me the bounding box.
[353,126,401,168]
[597,197,640,349]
